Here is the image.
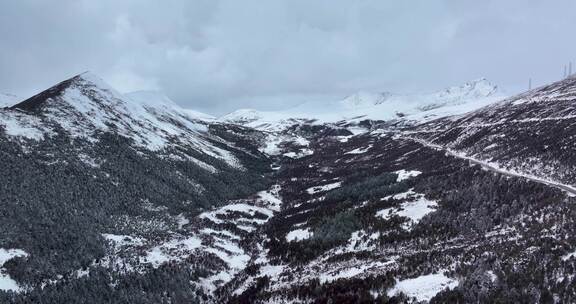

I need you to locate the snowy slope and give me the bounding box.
[1,72,243,168]
[125,90,216,122]
[411,75,576,187]
[220,78,504,130]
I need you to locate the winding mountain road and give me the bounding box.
[404,135,576,197]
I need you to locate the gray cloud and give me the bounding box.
[1,0,575,115]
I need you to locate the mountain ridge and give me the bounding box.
[219,78,503,131]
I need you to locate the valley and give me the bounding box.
[1,73,576,303]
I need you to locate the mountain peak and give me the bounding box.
[437,78,498,100]
[73,71,114,90]
[10,71,116,112]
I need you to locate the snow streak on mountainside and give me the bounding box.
[220,78,503,131]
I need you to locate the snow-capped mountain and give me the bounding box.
[220,78,503,131]
[10,74,204,145]
[0,72,273,302]
[411,74,576,187]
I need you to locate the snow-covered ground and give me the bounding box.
[319,260,395,284]
[0,111,48,140]
[377,191,438,230]
[283,148,314,159]
[394,169,422,182]
[306,181,342,194]
[0,248,28,292]
[137,184,284,293]
[387,273,458,302]
[344,145,373,155]
[285,228,313,242]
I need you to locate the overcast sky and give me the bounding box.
[1,0,576,115]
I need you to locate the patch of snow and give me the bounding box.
[261,134,284,155]
[306,181,342,194]
[257,185,283,212]
[319,260,394,283]
[141,237,202,267]
[260,264,286,277]
[394,169,422,182]
[342,230,381,253]
[199,202,274,225]
[387,273,458,302]
[487,270,497,282]
[102,234,144,248]
[0,112,46,140]
[0,248,28,292]
[286,228,313,242]
[200,228,241,240]
[261,134,312,158]
[78,153,100,168]
[382,189,417,201]
[376,194,438,230]
[175,214,190,229]
[562,251,576,261]
[347,126,369,135]
[190,158,218,173]
[205,243,250,269]
[344,145,372,155]
[336,135,352,143]
[283,148,314,159]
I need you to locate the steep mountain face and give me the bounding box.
[220,78,503,130]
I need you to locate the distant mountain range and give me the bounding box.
[220,78,503,131]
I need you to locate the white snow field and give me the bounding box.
[387,273,458,301]
[285,228,313,242]
[0,248,28,292]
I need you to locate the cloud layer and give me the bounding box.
[1,0,576,114]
